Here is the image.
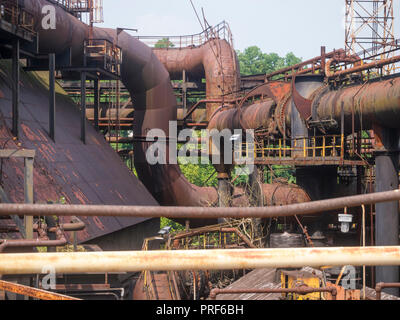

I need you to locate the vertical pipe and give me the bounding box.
[12,38,20,138]
[218,177,231,208]
[375,127,399,296]
[49,53,56,141]
[182,69,187,117]
[249,166,265,245]
[24,157,34,240]
[116,80,120,154]
[94,78,100,131]
[217,173,231,224]
[81,72,87,144]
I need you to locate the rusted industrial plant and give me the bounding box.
[0,0,400,303]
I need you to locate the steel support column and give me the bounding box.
[375,126,399,296]
[217,173,231,223]
[12,39,20,138]
[49,53,56,141]
[81,72,87,144]
[182,69,187,116]
[24,157,34,240]
[249,165,265,245]
[94,78,100,131]
[249,166,264,207]
[218,175,231,208]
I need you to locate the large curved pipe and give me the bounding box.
[153,39,240,120]
[24,0,218,212]
[23,2,311,225]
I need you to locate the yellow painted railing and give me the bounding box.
[234,135,345,161]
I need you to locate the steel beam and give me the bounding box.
[49,53,56,141]
[24,157,34,239]
[12,38,20,138]
[0,150,36,158]
[80,72,86,144]
[375,127,399,296]
[93,78,100,131]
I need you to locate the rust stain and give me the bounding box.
[72,187,90,205]
[115,190,124,201]
[20,123,42,142]
[36,130,49,143]
[92,216,105,231]
[38,144,57,162]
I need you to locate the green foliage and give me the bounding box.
[160,217,185,233]
[265,166,296,184]
[237,46,302,76]
[154,38,175,49]
[179,162,217,187]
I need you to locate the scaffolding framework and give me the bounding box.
[345,0,395,73]
[50,0,104,24]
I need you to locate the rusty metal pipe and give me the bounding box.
[0,228,67,252]
[153,39,240,120]
[0,246,400,275]
[209,285,337,300]
[314,77,400,130]
[59,216,85,232]
[375,282,400,300]
[36,217,86,233]
[22,0,218,211]
[265,49,346,79]
[0,280,80,300]
[327,55,400,79]
[0,189,397,219]
[0,239,67,252]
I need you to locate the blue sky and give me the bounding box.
[101,0,398,61]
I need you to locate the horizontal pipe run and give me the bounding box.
[0,246,400,275]
[59,217,86,232]
[327,55,400,78]
[0,228,67,252]
[209,286,337,300]
[0,190,399,219]
[0,239,67,253]
[375,282,400,300]
[265,49,345,79]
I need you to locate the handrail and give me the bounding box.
[234,135,347,161]
[0,0,36,35]
[209,285,337,300]
[134,21,233,49]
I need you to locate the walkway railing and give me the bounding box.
[234,135,346,162]
[135,21,233,49]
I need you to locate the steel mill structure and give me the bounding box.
[0,0,399,301]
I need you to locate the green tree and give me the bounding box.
[154,38,175,49]
[237,46,301,76]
